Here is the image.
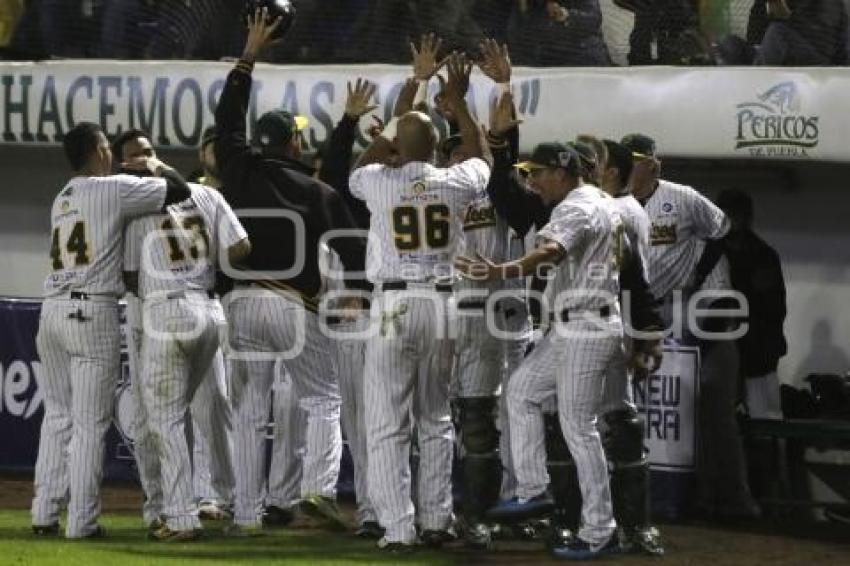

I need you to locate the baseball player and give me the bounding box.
[438,97,530,551]
[623,133,758,519]
[123,164,249,540]
[596,139,665,555]
[214,10,369,531]
[348,53,492,551]
[113,129,238,528]
[457,141,624,560]
[32,121,190,539]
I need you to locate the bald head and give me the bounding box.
[397,111,437,164]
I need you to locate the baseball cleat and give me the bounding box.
[464,522,494,550]
[623,526,665,556]
[32,523,60,537]
[420,527,458,548]
[486,492,555,522]
[80,525,108,540]
[550,533,620,561]
[198,501,234,522]
[262,505,295,528]
[355,521,384,539]
[376,536,416,554]
[299,495,348,531]
[148,524,202,542]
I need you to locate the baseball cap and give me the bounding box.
[515,142,579,176]
[568,140,598,168]
[603,139,634,182]
[620,133,656,160]
[254,109,309,148]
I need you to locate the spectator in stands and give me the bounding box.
[621,0,712,65]
[0,0,24,51]
[716,189,787,420]
[509,0,611,66]
[750,0,848,65]
[8,0,100,59]
[98,0,158,59]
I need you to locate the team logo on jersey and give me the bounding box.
[735,82,819,158]
[649,223,677,246]
[60,200,70,212]
[662,202,673,213]
[463,204,497,231]
[412,181,427,195]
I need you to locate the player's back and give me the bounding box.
[44,174,165,298]
[126,184,233,299]
[350,158,490,283]
[610,193,651,284]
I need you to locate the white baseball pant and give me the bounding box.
[364,288,454,544]
[227,290,342,527]
[32,296,120,538]
[266,365,306,510]
[507,319,622,545]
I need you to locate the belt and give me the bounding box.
[59,291,117,303]
[165,290,217,300]
[381,281,453,293]
[550,305,611,323]
[456,299,518,318]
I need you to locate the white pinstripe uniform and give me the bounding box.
[454,191,528,502]
[507,185,623,547]
[641,180,730,307]
[349,158,490,544]
[123,296,233,525]
[599,192,652,416]
[33,174,167,538]
[320,247,374,526]
[124,183,246,532]
[266,364,306,511]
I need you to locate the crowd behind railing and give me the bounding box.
[0,0,848,66]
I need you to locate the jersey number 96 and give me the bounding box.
[392,204,450,251]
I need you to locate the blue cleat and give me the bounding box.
[486,492,555,522]
[550,533,621,561]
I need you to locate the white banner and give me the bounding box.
[633,343,700,472]
[1,60,849,160]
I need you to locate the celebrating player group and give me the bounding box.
[32,5,733,561]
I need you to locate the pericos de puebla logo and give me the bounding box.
[735,82,819,158]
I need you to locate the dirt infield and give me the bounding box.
[2,475,848,565]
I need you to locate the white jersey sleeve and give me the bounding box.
[208,187,248,249]
[686,187,730,240]
[446,158,491,193]
[349,163,386,201]
[116,174,168,219]
[537,200,590,253]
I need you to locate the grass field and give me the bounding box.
[0,477,848,566]
[0,510,456,566]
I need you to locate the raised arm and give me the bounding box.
[214,8,283,172]
[443,53,492,168]
[352,78,418,170]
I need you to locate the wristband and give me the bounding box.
[413,80,429,106]
[380,117,399,141]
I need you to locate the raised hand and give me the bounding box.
[410,33,446,81]
[489,91,522,137]
[393,77,419,117]
[121,155,168,177]
[242,7,284,61]
[477,38,512,83]
[366,115,385,139]
[443,52,473,107]
[345,78,378,119]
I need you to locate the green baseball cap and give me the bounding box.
[254,110,309,148]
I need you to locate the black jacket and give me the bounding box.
[726,230,788,376]
[214,61,369,306]
[318,114,371,230]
